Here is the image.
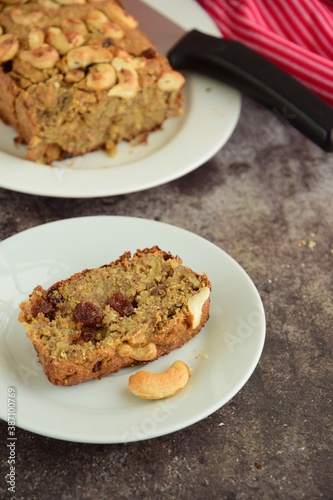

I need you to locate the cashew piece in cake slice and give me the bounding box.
[65,45,113,70]
[86,62,116,90]
[28,27,45,49]
[188,286,210,329]
[46,26,85,55]
[131,343,157,361]
[10,8,44,26]
[114,47,145,70]
[128,360,190,400]
[102,1,138,30]
[61,17,88,37]
[38,0,60,10]
[107,56,138,98]
[0,34,19,62]
[65,68,85,83]
[157,71,186,92]
[116,342,157,361]
[19,44,59,69]
[85,10,124,39]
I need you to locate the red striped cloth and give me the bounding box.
[197,0,333,105]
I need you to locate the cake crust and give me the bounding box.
[0,0,185,164]
[18,246,211,386]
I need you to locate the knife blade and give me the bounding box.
[123,0,333,152]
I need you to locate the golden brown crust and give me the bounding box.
[0,68,19,127]
[18,246,211,386]
[0,0,185,164]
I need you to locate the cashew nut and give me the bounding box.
[102,1,138,30]
[188,286,210,329]
[65,44,112,69]
[10,7,44,26]
[117,342,157,361]
[46,26,85,55]
[114,47,145,70]
[128,360,190,400]
[62,17,88,37]
[19,44,59,69]
[85,10,124,39]
[0,33,19,62]
[38,0,60,10]
[28,27,45,49]
[107,56,138,98]
[157,71,185,92]
[64,68,85,83]
[86,62,116,90]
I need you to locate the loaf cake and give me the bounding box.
[0,0,185,164]
[18,246,211,386]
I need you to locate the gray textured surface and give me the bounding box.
[0,96,332,500]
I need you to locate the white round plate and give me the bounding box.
[0,216,265,443]
[0,0,241,198]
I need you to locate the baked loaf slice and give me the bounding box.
[0,0,185,164]
[18,246,211,386]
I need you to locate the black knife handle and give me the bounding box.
[168,30,333,152]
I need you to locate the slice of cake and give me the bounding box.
[0,0,185,164]
[18,246,211,386]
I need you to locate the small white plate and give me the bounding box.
[0,0,241,198]
[0,216,265,443]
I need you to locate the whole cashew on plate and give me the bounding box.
[128,360,190,400]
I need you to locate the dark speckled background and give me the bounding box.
[1,96,332,500]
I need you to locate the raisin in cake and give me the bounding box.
[18,246,211,386]
[0,0,185,164]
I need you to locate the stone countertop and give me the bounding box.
[0,95,332,500]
